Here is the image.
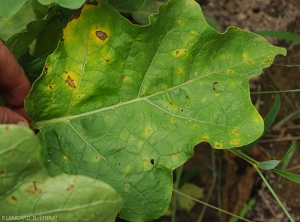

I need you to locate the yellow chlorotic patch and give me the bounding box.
[177,68,184,75]
[201,97,207,102]
[124,184,129,192]
[142,126,154,137]
[47,85,54,90]
[248,60,253,64]
[124,165,131,174]
[189,30,196,38]
[162,85,168,91]
[172,154,178,161]
[63,71,78,89]
[93,155,101,162]
[194,125,199,129]
[254,110,263,120]
[121,75,133,86]
[215,142,223,148]
[62,155,67,162]
[90,27,111,45]
[233,129,239,135]
[227,69,234,74]
[170,116,176,123]
[103,53,114,63]
[171,49,186,58]
[214,93,220,97]
[200,135,209,141]
[230,140,239,146]
[263,59,270,64]
[242,53,247,60]
[178,19,184,25]
[138,141,144,148]
[219,55,225,60]
[44,64,51,73]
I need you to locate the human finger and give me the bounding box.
[0,106,29,127]
[0,40,31,121]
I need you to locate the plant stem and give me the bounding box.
[253,165,295,222]
[197,149,216,222]
[171,165,183,222]
[230,149,295,222]
[172,189,252,222]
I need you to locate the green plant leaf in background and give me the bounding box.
[38,0,86,9]
[132,0,167,25]
[4,6,58,59]
[0,0,48,41]
[0,125,122,221]
[25,0,286,220]
[108,0,146,12]
[0,0,27,18]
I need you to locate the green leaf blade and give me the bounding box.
[272,169,300,184]
[0,125,123,221]
[258,160,281,170]
[38,0,86,9]
[0,0,27,18]
[25,0,286,220]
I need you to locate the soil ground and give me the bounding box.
[156,0,300,222]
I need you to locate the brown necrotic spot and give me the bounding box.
[65,76,76,88]
[66,184,74,191]
[12,196,17,201]
[96,31,108,40]
[69,8,82,22]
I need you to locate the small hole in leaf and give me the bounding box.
[213,82,218,91]
[150,159,154,165]
[96,31,108,41]
[252,8,260,13]
[180,108,184,112]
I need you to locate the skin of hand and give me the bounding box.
[0,40,31,127]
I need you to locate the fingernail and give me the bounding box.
[17,121,27,127]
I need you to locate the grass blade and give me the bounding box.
[272,169,300,184]
[255,30,300,44]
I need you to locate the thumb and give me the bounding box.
[0,106,30,127]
